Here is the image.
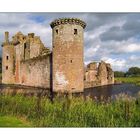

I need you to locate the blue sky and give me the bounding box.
[0,13,140,71]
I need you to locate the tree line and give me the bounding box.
[114,67,140,77]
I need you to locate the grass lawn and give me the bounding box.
[0,115,32,127]
[115,77,140,86]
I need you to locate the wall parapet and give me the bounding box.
[50,18,86,29]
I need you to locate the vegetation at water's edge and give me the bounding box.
[115,77,140,86]
[114,67,140,77]
[0,94,140,127]
[114,66,140,86]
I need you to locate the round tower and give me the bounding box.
[50,18,86,93]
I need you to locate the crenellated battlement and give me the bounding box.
[50,18,86,29]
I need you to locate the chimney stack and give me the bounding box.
[5,31,9,43]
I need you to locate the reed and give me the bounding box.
[0,93,140,127]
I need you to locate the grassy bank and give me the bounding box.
[0,115,31,127]
[115,77,140,86]
[0,94,140,127]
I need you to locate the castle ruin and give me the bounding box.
[84,61,114,88]
[1,18,114,93]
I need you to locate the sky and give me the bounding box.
[0,13,140,71]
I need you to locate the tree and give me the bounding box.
[114,71,125,77]
[127,67,140,76]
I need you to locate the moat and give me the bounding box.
[0,83,140,100]
[84,83,140,100]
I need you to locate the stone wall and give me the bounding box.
[20,55,51,88]
[85,62,97,82]
[84,61,114,88]
[2,44,15,84]
[106,63,114,84]
[1,31,51,89]
[98,61,108,85]
[15,43,22,84]
[1,18,114,93]
[29,36,44,59]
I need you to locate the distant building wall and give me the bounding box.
[20,55,51,88]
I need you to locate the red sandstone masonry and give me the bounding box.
[1,18,114,92]
[50,18,86,93]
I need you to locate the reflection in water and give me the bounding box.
[84,83,140,100]
[0,83,140,101]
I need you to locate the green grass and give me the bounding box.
[0,94,140,127]
[115,77,140,86]
[0,115,31,127]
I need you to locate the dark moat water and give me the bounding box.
[84,83,140,100]
[0,83,140,100]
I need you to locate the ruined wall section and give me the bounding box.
[12,32,28,84]
[85,62,97,82]
[97,61,108,85]
[106,63,114,84]
[12,32,45,61]
[12,32,47,85]
[84,61,114,88]
[20,55,51,88]
[2,31,51,88]
[29,33,45,59]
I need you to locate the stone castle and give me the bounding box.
[1,18,114,93]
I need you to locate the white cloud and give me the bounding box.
[101,57,127,71]
[84,45,100,58]
[0,13,52,47]
[129,55,140,61]
[119,43,140,53]
[86,19,125,40]
[0,13,30,25]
